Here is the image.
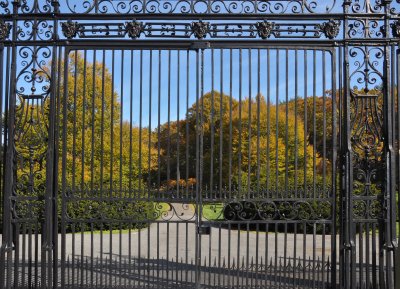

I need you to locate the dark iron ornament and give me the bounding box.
[125,21,144,39]
[191,21,210,39]
[61,21,82,39]
[391,20,400,37]
[256,21,274,39]
[318,19,340,39]
[57,20,346,40]
[0,20,11,41]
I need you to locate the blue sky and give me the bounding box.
[77,48,333,128]
[3,45,386,132]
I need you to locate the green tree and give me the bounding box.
[13,52,158,231]
[155,91,326,196]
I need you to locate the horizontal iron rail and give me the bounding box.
[1,39,397,47]
[0,12,395,21]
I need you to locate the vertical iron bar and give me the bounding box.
[238,48,242,195]
[90,50,96,195]
[195,47,201,289]
[60,47,72,289]
[198,47,205,288]
[210,48,214,197]
[129,50,134,197]
[275,49,279,191]
[313,50,317,198]
[229,48,233,196]
[267,49,270,194]
[294,49,298,196]
[285,49,289,193]
[331,47,338,289]
[304,50,308,196]
[256,48,261,194]
[219,49,223,196]
[157,50,161,198]
[177,50,181,199]
[148,50,153,199]
[53,43,62,288]
[119,50,123,199]
[167,50,171,195]
[247,48,252,197]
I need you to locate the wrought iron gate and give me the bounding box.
[0,1,399,289]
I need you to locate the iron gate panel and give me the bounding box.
[0,1,399,289]
[196,47,337,289]
[60,47,202,288]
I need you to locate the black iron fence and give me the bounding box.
[0,1,399,289]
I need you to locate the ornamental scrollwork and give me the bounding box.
[17,20,54,41]
[6,0,398,15]
[318,19,340,39]
[347,0,385,14]
[12,46,52,220]
[0,1,11,14]
[63,0,338,14]
[13,199,46,220]
[191,21,210,39]
[348,46,385,220]
[219,200,332,221]
[256,21,274,39]
[65,200,196,222]
[61,20,82,39]
[347,19,384,39]
[19,0,53,13]
[57,21,344,40]
[0,20,11,41]
[125,21,144,39]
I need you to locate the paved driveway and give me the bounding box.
[1,203,383,288]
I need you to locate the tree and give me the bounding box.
[62,52,157,192]
[12,52,158,231]
[155,91,327,196]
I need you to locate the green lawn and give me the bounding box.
[202,203,224,221]
[83,228,138,235]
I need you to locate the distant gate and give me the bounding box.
[0,1,399,289]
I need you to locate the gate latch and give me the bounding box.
[190,42,211,50]
[198,225,211,235]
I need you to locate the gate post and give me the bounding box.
[381,42,397,289]
[340,41,357,289]
[379,2,398,288]
[395,46,400,289]
[41,1,60,288]
[381,2,398,284]
[340,3,356,288]
[0,1,19,288]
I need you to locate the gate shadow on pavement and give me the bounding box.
[11,255,335,289]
